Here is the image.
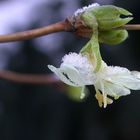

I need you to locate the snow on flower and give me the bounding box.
[48,53,140,108]
[73,3,100,17]
[95,61,140,107]
[48,53,96,87]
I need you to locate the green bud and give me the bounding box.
[81,5,133,30]
[99,30,128,45]
[92,5,133,30]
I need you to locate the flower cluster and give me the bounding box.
[48,3,140,108]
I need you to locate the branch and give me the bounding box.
[0,19,73,43]
[0,17,140,43]
[0,70,61,85]
[120,24,140,30]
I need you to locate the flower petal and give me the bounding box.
[48,65,78,86]
[48,64,93,87]
[104,81,131,97]
[109,73,140,90]
[104,66,140,90]
[60,64,89,86]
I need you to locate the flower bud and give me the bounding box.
[99,29,128,45]
[81,5,133,30]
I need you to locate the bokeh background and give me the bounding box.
[0,0,140,140]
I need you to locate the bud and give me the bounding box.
[99,29,128,45]
[81,5,133,30]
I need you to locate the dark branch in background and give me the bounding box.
[0,70,61,85]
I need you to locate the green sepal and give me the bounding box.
[117,7,132,16]
[80,31,102,72]
[81,12,98,30]
[82,5,133,30]
[99,29,128,45]
[98,17,133,30]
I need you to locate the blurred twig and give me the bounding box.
[0,70,61,85]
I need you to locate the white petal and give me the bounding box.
[132,71,140,79]
[106,72,140,90]
[105,66,130,76]
[48,65,78,86]
[104,66,140,90]
[104,81,131,97]
[95,80,131,98]
[60,64,86,86]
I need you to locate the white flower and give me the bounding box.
[74,3,100,17]
[48,53,140,108]
[48,53,96,87]
[95,61,140,107]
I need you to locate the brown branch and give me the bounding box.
[0,70,61,85]
[120,24,140,30]
[0,19,73,43]
[75,24,140,38]
[0,17,140,43]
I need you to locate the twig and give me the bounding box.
[120,24,140,30]
[0,70,61,85]
[0,18,140,43]
[0,19,73,43]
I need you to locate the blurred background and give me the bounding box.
[0,0,140,140]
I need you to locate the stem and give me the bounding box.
[0,71,61,85]
[121,24,140,30]
[0,20,72,43]
[0,20,139,43]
